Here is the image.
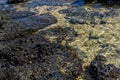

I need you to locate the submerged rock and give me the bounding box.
[59,7,119,24]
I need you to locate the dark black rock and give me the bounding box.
[89,32,99,40]
[97,0,120,5]
[0,19,82,80]
[8,0,30,4]
[12,11,36,19]
[100,20,107,24]
[1,8,82,80]
[116,49,120,54]
[69,18,86,24]
[0,12,57,41]
[59,7,119,25]
[85,0,120,5]
[88,55,120,80]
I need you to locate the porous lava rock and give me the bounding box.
[0,27,83,79]
[88,55,120,80]
[0,8,82,79]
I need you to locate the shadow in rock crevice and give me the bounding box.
[8,0,30,4]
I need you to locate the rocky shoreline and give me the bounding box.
[0,0,120,80]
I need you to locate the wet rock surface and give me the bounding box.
[59,7,119,24]
[0,6,83,79]
[0,0,120,80]
[0,26,83,79]
[88,55,120,80]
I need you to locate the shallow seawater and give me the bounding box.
[0,0,120,80]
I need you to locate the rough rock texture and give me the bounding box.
[59,7,119,24]
[0,26,83,79]
[88,55,120,80]
[0,0,120,80]
[0,6,83,79]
